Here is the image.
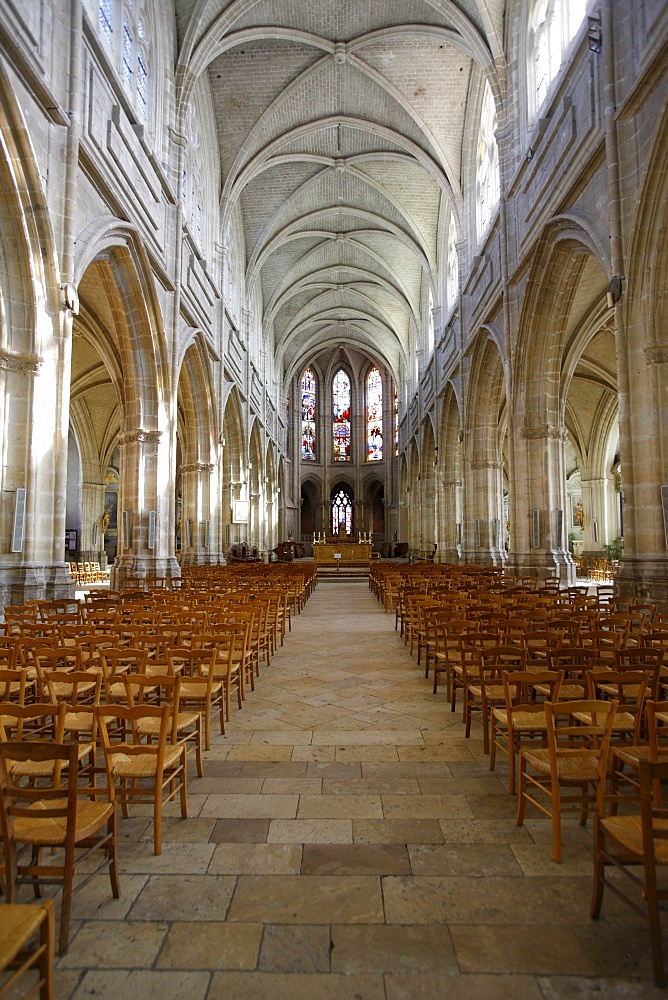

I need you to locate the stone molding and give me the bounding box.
[119,430,162,446]
[180,463,215,474]
[0,349,42,375]
[521,424,566,441]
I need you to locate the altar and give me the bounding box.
[313,540,372,566]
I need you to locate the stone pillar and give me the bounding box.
[110,429,180,587]
[441,478,462,563]
[514,423,574,583]
[464,461,505,566]
[179,462,214,566]
[79,482,106,561]
[319,501,329,537]
[0,328,72,605]
[580,477,608,552]
[354,500,366,536]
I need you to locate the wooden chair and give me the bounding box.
[98,647,150,703]
[0,739,119,955]
[452,631,499,717]
[0,900,54,1000]
[611,699,668,810]
[615,646,664,700]
[490,669,563,794]
[545,645,595,700]
[591,757,668,987]
[168,646,224,750]
[125,673,203,778]
[517,698,617,863]
[97,703,188,855]
[193,627,245,722]
[465,644,526,754]
[0,703,67,782]
[584,669,650,747]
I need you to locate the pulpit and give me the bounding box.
[273,541,294,562]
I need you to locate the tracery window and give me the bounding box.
[225,221,239,323]
[394,389,399,457]
[366,368,383,462]
[182,105,206,250]
[300,367,317,461]
[332,369,351,462]
[446,213,458,314]
[475,81,500,243]
[529,0,587,120]
[331,489,352,536]
[427,289,434,355]
[99,0,113,43]
[95,1,152,124]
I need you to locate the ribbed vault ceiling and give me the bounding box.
[175,0,504,381]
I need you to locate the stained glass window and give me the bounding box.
[300,367,316,461]
[475,81,499,242]
[530,1,587,120]
[394,389,399,456]
[122,18,133,87]
[99,0,113,43]
[332,369,351,461]
[446,214,458,314]
[332,489,352,536]
[366,368,383,461]
[137,51,148,119]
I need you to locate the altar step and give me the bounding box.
[316,565,370,580]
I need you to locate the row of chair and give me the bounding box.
[373,571,668,985]
[0,563,318,963]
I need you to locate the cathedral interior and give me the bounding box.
[0,1,666,600]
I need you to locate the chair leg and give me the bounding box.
[590,817,605,919]
[516,755,527,827]
[58,864,75,955]
[153,790,162,855]
[179,752,188,819]
[39,900,55,1000]
[194,721,203,778]
[646,872,665,987]
[108,814,120,898]
[551,790,562,863]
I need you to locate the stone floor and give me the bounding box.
[10,581,668,998]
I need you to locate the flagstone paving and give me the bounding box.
[39,581,668,996]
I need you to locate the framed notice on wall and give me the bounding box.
[233,500,249,523]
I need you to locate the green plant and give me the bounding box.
[603,537,624,560]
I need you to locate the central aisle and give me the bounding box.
[58,581,661,999]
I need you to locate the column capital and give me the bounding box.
[643,344,668,365]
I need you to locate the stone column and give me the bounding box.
[79,482,106,561]
[580,476,608,552]
[441,478,462,562]
[465,461,505,567]
[111,429,180,587]
[514,423,574,583]
[180,462,214,566]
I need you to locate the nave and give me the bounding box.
[12,581,667,998]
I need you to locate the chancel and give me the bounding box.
[0,0,667,992]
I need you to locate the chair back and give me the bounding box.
[545,698,617,803]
